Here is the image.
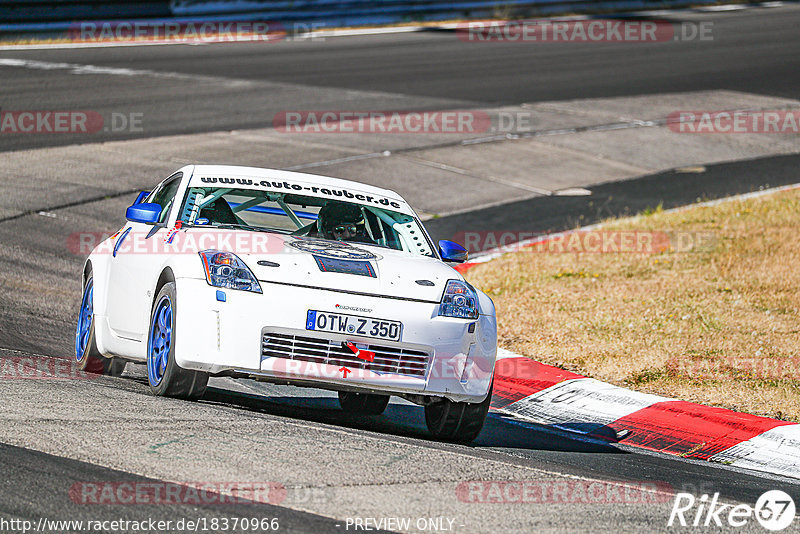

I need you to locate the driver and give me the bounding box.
[317,202,373,243]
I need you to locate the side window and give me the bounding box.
[149,174,182,223]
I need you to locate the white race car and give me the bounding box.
[76,165,496,441]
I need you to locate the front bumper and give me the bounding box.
[174,277,496,403]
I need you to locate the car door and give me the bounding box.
[106,173,183,341]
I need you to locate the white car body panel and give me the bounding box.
[85,165,497,403]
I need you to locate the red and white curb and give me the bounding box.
[474,184,800,480]
[489,352,800,479]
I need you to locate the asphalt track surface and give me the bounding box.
[426,152,800,243]
[1,5,800,151]
[1,5,800,534]
[0,442,356,534]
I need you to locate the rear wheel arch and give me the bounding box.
[82,260,93,283]
[82,260,101,316]
[75,263,125,376]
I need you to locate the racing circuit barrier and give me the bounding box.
[0,0,736,36]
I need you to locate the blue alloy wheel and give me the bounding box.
[147,295,173,387]
[75,279,94,362]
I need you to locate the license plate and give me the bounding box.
[306,310,402,342]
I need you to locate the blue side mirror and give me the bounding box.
[132,191,149,205]
[126,202,161,224]
[439,240,468,263]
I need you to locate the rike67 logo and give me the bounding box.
[668,490,796,531]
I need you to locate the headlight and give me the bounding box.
[438,280,478,319]
[199,250,262,293]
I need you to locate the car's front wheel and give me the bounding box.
[338,391,390,415]
[147,282,208,400]
[424,382,493,443]
[75,273,125,376]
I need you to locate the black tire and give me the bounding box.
[338,391,390,415]
[108,358,127,377]
[425,382,493,443]
[75,271,125,376]
[146,282,208,400]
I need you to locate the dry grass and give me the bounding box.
[466,188,800,421]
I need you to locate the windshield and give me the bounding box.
[179,187,435,257]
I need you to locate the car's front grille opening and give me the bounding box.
[261,332,430,378]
